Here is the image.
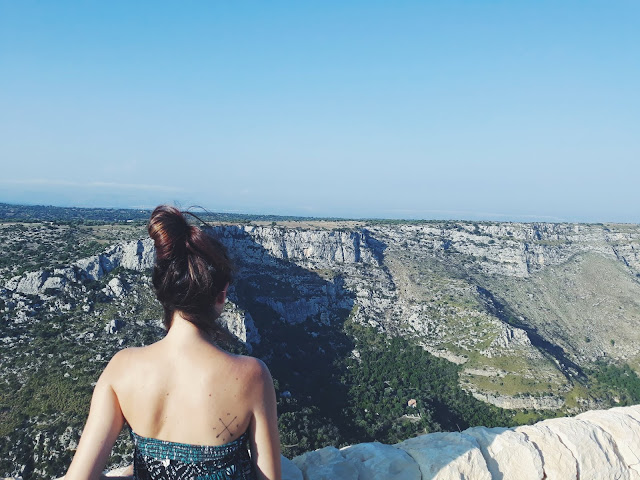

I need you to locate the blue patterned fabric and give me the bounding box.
[131,430,256,480]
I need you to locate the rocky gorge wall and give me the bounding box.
[3,221,640,479]
[6,221,639,305]
[3,221,640,404]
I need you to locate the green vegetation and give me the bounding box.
[268,320,525,457]
[341,325,515,444]
[587,362,640,405]
[564,383,591,409]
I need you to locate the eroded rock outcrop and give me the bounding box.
[5,239,155,296]
[285,405,640,480]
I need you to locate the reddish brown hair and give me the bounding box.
[148,205,232,334]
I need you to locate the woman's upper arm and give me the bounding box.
[65,353,127,480]
[249,360,282,480]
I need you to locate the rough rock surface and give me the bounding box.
[469,391,566,410]
[463,426,544,479]
[104,318,123,335]
[515,423,579,480]
[286,405,640,480]
[292,446,359,480]
[576,409,640,478]
[539,416,630,479]
[281,455,304,480]
[217,303,261,351]
[105,277,126,298]
[340,442,421,480]
[6,239,154,296]
[396,431,491,480]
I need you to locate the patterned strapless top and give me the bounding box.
[130,430,256,480]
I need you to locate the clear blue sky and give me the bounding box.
[1,1,638,222]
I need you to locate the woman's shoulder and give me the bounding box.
[215,350,264,374]
[215,352,273,390]
[231,354,275,399]
[237,354,271,379]
[109,345,149,363]
[101,345,156,379]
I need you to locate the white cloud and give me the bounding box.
[0,179,182,193]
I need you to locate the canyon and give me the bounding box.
[2,215,640,478]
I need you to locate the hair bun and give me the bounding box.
[148,204,234,335]
[148,205,190,262]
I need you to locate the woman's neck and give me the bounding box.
[164,312,210,345]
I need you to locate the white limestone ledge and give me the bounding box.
[284,405,640,480]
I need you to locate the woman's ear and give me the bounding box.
[215,283,229,306]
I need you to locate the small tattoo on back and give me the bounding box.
[216,415,237,439]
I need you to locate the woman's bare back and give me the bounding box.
[110,319,265,446]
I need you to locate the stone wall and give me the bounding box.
[283,405,640,480]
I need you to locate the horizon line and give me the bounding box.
[0,200,636,226]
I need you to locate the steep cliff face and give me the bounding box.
[216,225,376,266]
[372,221,640,278]
[214,222,640,407]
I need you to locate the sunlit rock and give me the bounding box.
[281,455,303,480]
[292,446,359,480]
[577,406,640,477]
[532,416,629,480]
[396,431,491,480]
[464,426,544,480]
[515,423,579,480]
[340,442,420,480]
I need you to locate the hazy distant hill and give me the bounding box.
[1,204,640,479]
[0,202,323,224]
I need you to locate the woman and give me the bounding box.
[65,205,281,480]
